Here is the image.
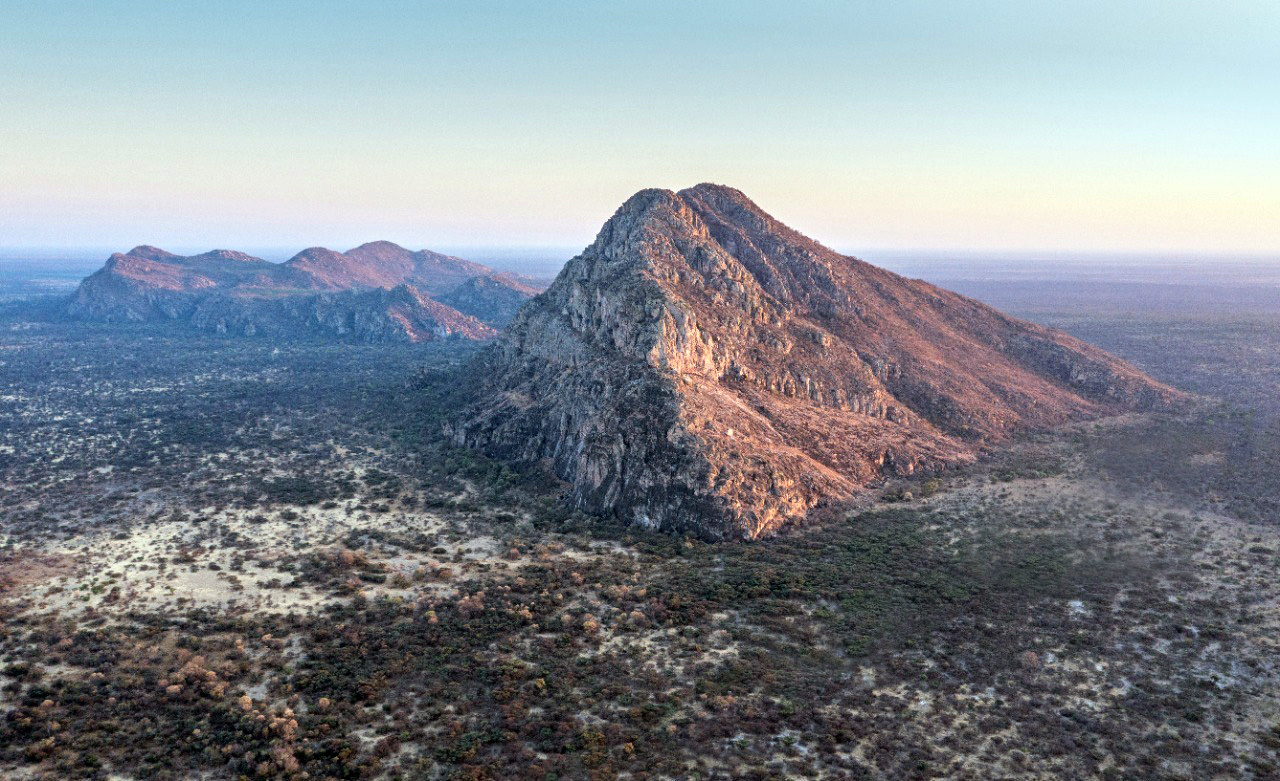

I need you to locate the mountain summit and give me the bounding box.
[453,184,1183,539]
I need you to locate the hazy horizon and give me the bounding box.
[6,245,1279,292]
[6,243,1280,269]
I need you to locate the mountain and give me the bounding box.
[67,242,540,340]
[66,247,314,322]
[451,184,1185,539]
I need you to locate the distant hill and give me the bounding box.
[66,242,542,341]
[452,184,1186,539]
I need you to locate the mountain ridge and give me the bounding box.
[67,240,541,341]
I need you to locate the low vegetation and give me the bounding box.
[1,313,1278,779]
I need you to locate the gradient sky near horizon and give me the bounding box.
[1,0,1277,255]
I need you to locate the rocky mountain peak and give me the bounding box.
[348,240,409,254]
[343,241,415,267]
[287,246,346,264]
[584,188,707,260]
[125,245,180,261]
[453,185,1184,540]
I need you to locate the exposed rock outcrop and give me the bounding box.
[452,184,1184,539]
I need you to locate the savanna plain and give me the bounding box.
[1,268,1279,780]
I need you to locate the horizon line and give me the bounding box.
[2,245,1278,261]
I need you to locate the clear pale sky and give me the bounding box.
[1,1,1277,254]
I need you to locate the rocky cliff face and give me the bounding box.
[452,184,1184,539]
[67,242,539,340]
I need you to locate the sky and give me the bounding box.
[1,0,1277,256]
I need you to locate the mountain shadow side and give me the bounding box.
[451,184,1185,539]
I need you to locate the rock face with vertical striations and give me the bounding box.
[452,184,1184,539]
